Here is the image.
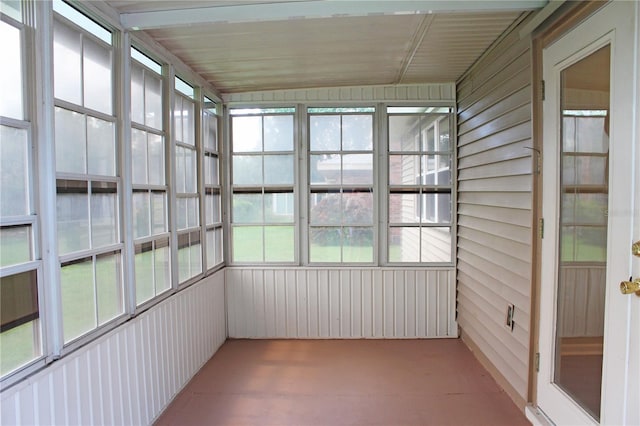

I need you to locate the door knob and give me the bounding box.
[620,277,640,296]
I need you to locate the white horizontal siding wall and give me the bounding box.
[456,14,534,403]
[1,271,226,426]
[226,267,456,339]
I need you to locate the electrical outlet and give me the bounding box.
[505,304,515,331]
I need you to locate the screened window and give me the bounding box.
[0,8,42,377]
[308,108,374,263]
[203,98,223,269]
[174,77,201,282]
[53,5,123,343]
[131,47,170,305]
[230,108,296,263]
[387,107,453,263]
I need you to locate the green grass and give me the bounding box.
[0,321,39,376]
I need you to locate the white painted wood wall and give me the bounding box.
[0,271,226,426]
[226,267,457,339]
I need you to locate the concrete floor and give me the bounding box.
[155,339,530,426]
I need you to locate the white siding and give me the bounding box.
[226,267,456,339]
[0,271,226,426]
[456,19,534,401]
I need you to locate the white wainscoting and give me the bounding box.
[558,265,606,337]
[226,267,457,339]
[0,271,226,426]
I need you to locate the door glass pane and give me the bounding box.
[554,45,610,421]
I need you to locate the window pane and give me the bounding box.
[343,227,373,262]
[133,191,150,239]
[173,97,183,145]
[342,115,372,151]
[145,73,163,130]
[342,192,373,225]
[232,193,262,223]
[135,242,153,305]
[576,116,608,153]
[389,115,421,152]
[0,125,29,216]
[184,148,197,193]
[175,146,186,193]
[309,227,341,262]
[233,156,262,185]
[187,197,199,228]
[83,38,112,114]
[265,192,293,223]
[176,197,187,230]
[389,193,419,224]
[310,154,339,185]
[204,154,219,186]
[0,226,32,267]
[232,226,263,262]
[0,21,23,120]
[232,116,262,152]
[265,226,294,262]
[389,155,420,185]
[57,180,89,254]
[55,108,86,174]
[53,22,82,105]
[420,193,451,223]
[205,191,220,225]
[0,1,22,22]
[310,192,341,225]
[438,116,450,151]
[131,64,144,125]
[206,229,215,268]
[189,231,202,278]
[203,113,218,151]
[148,133,164,186]
[0,320,40,377]
[177,233,190,282]
[91,182,118,248]
[421,227,451,262]
[87,117,115,176]
[61,257,95,342]
[389,227,421,262]
[131,129,147,184]
[96,252,122,325]
[155,238,171,293]
[342,154,372,184]
[264,154,294,185]
[264,115,293,151]
[310,115,340,151]
[151,191,167,234]
[214,228,223,265]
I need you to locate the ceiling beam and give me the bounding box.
[121,0,547,30]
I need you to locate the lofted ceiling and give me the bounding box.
[104,1,546,94]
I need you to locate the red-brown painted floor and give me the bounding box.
[155,339,530,426]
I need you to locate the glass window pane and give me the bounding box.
[214,228,223,265]
[233,155,262,185]
[57,180,89,254]
[343,227,373,262]
[0,125,29,216]
[574,194,607,225]
[310,154,339,185]
[151,191,167,235]
[203,113,218,151]
[183,99,195,146]
[0,226,32,267]
[342,154,372,184]
[148,133,164,186]
[265,192,293,223]
[155,238,171,293]
[0,320,40,376]
[184,148,197,193]
[389,155,419,186]
[176,197,187,230]
[389,227,420,262]
[175,146,186,193]
[53,21,82,105]
[264,154,294,185]
[135,242,154,305]
[206,230,215,269]
[342,192,373,225]
[342,115,372,151]
[205,191,220,225]
[87,117,115,176]
[232,226,263,262]
[91,182,118,248]
[204,154,219,186]
[96,252,122,325]
[145,73,163,130]
[421,227,451,262]
[189,231,202,278]
[309,227,341,262]
[576,116,607,153]
[55,107,86,174]
[420,193,451,223]
[389,115,421,152]
[232,193,262,223]
[130,64,144,125]
[389,193,419,224]
[265,226,294,262]
[0,21,23,120]
[61,257,95,342]
[187,197,199,228]
[131,129,148,184]
[310,115,340,151]
[264,115,293,151]
[438,116,450,151]
[173,97,183,145]
[232,116,262,152]
[177,232,191,282]
[132,190,150,239]
[310,192,341,225]
[83,37,112,114]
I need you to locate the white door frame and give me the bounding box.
[536,1,639,425]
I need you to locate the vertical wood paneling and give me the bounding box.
[456,17,533,402]
[226,267,456,339]
[558,266,606,337]
[0,271,226,426]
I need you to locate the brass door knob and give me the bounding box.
[620,277,640,296]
